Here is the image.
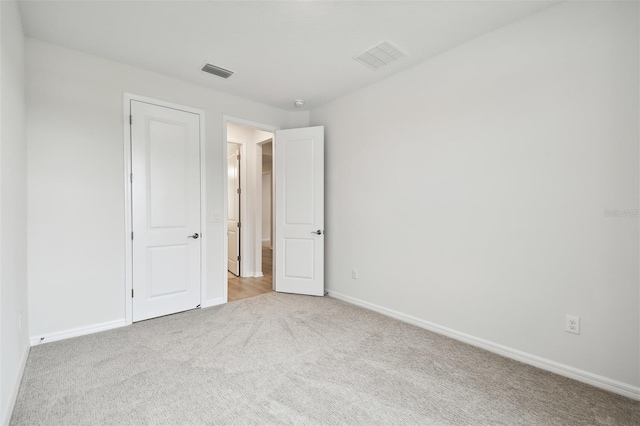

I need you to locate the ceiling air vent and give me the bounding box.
[202,63,234,79]
[353,41,407,71]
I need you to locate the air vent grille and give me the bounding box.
[353,41,407,71]
[202,63,234,79]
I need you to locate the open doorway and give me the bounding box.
[226,121,275,302]
[227,142,241,277]
[261,140,273,251]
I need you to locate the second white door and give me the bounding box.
[274,126,324,296]
[131,100,202,322]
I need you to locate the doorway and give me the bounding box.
[261,140,273,250]
[223,119,325,302]
[227,142,241,276]
[226,121,275,302]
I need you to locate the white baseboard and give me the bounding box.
[201,297,225,308]
[328,290,640,401]
[254,272,264,278]
[2,344,29,426]
[29,319,126,346]
[28,299,228,347]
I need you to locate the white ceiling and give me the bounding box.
[18,0,559,111]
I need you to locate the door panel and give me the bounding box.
[284,239,315,279]
[227,144,241,276]
[148,120,188,227]
[148,245,188,297]
[131,100,201,322]
[274,126,324,296]
[284,139,315,224]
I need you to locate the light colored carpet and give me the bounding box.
[11,292,640,425]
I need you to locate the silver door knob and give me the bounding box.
[311,230,323,235]
[188,233,199,239]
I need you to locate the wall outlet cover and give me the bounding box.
[565,314,580,335]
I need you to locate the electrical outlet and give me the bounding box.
[565,315,580,334]
[351,268,358,279]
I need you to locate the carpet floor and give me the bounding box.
[11,292,640,425]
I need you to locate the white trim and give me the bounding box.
[198,106,207,309]
[2,345,29,426]
[255,142,263,277]
[328,290,640,401]
[123,93,206,325]
[222,116,280,303]
[222,129,229,303]
[29,319,126,346]
[123,95,133,325]
[224,116,280,133]
[201,297,226,309]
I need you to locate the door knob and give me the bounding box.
[311,230,323,235]
[188,233,199,239]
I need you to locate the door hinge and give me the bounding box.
[237,188,241,194]
[131,231,134,240]
[237,255,241,261]
[237,154,240,160]
[237,222,241,228]
[131,289,134,298]
[129,115,132,125]
[130,173,133,183]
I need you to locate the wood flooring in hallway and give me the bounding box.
[227,247,273,302]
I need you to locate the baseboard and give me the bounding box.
[201,297,225,308]
[328,290,640,401]
[2,344,29,426]
[254,272,264,278]
[28,299,229,346]
[29,319,126,346]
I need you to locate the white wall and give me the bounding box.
[0,1,29,423]
[286,111,310,129]
[26,39,291,340]
[311,1,640,394]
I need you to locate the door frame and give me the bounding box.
[226,139,246,277]
[123,93,207,325]
[222,116,279,303]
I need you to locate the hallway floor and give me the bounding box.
[228,247,273,301]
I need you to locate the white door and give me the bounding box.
[274,126,324,296]
[131,100,201,322]
[227,144,241,276]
